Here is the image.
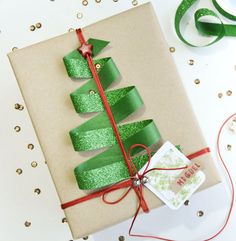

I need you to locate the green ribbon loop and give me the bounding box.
[175,0,236,46]
[64,38,161,190]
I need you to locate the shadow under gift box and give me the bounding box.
[8,3,221,239]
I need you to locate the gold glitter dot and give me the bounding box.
[197,210,204,217]
[227,144,232,151]
[30,25,36,31]
[82,0,88,6]
[24,221,31,227]
[14,126,21,132]
[113,0,118,2]
[16,168,23,175]
[132,0,138,6]
[34,188,41,195]
[169,47,175,53]
[188,59,194,65]
[118,236,125,241]
[194,79,200,85]
[184,200,190,206]
[12,47,18,51]
[62,217,67,223]
[95,0,101,2]
[28,144,34,150]
[77,12,83,19]
[95,63,101,69]
[35,22,42,29]
[226,90,232,96]
[15,103,24,110]
[218,93,223,98]
[31,161,38,168]
[89,90,96,94]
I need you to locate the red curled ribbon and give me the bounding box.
[61,28,234,241]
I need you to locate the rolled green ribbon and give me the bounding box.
[63,38,161,190]
[175,0,236,46]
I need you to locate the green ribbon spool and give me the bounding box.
[63,38,161,190]
[175,0,236,46]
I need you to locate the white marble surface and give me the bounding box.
[0,0,235,240]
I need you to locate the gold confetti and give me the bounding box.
[34,188,41,195]
[89,90,96,94]
[15,103,24,110]
[83,237,89,240]
[28,144,34,150]
[226,90,232,96]
[119,236,125,241]
[227,144,232,151]
[95,63,101,69]
[184,200,190,206]
[194,79,200,85]
[24,221,31,227]
[169,47,175,53]
[68,28,75,32]
[35,22,42,29]
[30,25,36,31]
[132,0,138,6]
[31,161,38,168]
[82,0,88,6]
[113,0,118,2]
[16,168,23,175]
[77,12,83,19]
[62,217,67,223]
[188,59,194,65]
[197,210,204,217]
[95,0,101,2]
[14,126,21,132]
[218,93,223,98]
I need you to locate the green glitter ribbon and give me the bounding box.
[63,38,161,190]
[175,0,236,46]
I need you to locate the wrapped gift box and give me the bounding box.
[8,3,221,239]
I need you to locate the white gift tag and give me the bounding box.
[139,141,206,210]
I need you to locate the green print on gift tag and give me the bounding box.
[140,141,206,209]
[63,38,161,190]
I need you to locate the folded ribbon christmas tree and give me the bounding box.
[8,3,221,239]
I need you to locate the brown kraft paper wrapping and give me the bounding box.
[8,3,221,239]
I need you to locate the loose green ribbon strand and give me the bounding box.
[175,0,236,46]
[63,38,161,190]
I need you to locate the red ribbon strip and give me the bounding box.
[62,28,234,241]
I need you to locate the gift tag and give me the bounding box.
[140,141,206,209]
